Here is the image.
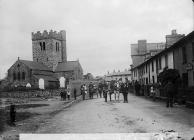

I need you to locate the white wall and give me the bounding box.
[168,51,174,69]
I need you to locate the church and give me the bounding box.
[7,30,83,89]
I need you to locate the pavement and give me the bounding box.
[36,93,194,140]
[0,96,82,140]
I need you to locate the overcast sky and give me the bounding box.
[0,0,193,78]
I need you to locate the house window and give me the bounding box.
[165,54,168,68]
[192,42,194,60]
[13,72,16,80]
[37,58,38,62]
[47,58,49,61]
[182,46,187,64]
[146,78,148,84]
[152,61,154,72]
[43,42,45,47]
[152,76,155,83]
[22,72,25,80]
[159,57,162,70]
[18,72,20,81]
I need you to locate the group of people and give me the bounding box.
[60,84,71,101]
[133,79,177,108]
[101,80,130,103]
[80,83,98,100]
[80,79,130,103]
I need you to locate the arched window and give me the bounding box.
[18,72,20,81]
[56,42,59,52]
[13,72,16,81]
[22,72,25,80]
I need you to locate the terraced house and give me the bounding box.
[131,30,185,85]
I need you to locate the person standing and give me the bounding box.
[83,84,87,100]
[98,82,103,98]
[103,81,108,102]
[80,85,84,100]
[165,80,175,108]
[120,82,128,103]
[74,88,77,100]
[67,84,71,100]
[89,82,93,99]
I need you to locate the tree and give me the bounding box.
[158,68,180,86]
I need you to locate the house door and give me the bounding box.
[182,73,188,87]
[39,78,45,89]
[59,77,66,88]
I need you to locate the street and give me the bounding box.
[37,93,194,139]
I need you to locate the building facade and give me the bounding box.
[131,30,194,88]
[6,30,83,89]
[131,40,165,67]
[105,70,131,82]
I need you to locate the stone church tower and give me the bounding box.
[32,30,67,71]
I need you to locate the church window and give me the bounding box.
[13,72,16,80]
[22,72,25,80]
[37,58,38,62]
[40,42,46,51]
[18,72,20,81]
[56,42,59,52]
[47,58,48,61]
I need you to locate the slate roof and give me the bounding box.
[55,61,80,72]
[131,31,194,70]
[20,60,51,71]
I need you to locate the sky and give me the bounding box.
[0,0,193,78]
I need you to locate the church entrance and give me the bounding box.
[59,77,66,88]
[39,78,45,89]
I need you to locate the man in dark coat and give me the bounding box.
[103,82,108,102]
[165,80,175,107]
[98,83,103,98]
[120,82,128,103]
[74,88,77,100]
[80,85,85,100]
[89,82,94,99]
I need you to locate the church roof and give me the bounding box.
[55,61,80,72]
[20,60,51,71]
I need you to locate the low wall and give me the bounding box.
[0,89,61,98]
[0,79,99,99]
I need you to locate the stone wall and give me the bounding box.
[32,30,67,71]
[0,89,61,98]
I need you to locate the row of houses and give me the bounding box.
[104,69,131,82]
[131,29,194,87]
